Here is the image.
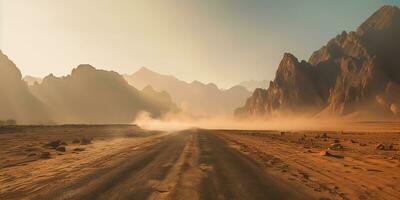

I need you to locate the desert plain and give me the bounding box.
[0,122,399,200]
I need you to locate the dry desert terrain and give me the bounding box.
[0,123,399,200]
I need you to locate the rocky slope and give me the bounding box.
[236,5,400,118]
[0,51,50,124]
[124,67,251,115]
[30,65,177,124]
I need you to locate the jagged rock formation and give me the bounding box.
[236,5,400,118]
[141,85,178,114]
[124,67,251,115]
[239,80,269,92]
[0,51,50,124]
[30,65,177,124]
[376,82,400,115]
[23,76,42,85]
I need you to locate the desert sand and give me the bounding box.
[216,122,400,200]
[0,122,399,200]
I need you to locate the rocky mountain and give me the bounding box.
[0,51,50,124]
[124,67,251,115]
[236,5,400,118]
[30,65,177,124]
[23,75,42,85]
[376,82,400,115]
[141,85,178,114]
[239,80,269,92]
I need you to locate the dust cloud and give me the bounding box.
[133,111,367,132]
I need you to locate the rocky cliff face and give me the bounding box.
[376,82,400,115]
[235,53,323,117]
[236,5,400,118]
[0,51,50,124]
[0,51,177,124]
[30,65,177,124]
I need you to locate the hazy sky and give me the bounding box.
[1,0,399,88]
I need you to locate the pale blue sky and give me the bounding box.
[0,0,399,88]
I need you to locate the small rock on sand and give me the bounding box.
[56,146,66,152]
[319,150,330,156]
[43,140,63,149]
[73,147,85,152]
[376,144,385,150]
[27,153,37,157]
[376,144,395,150]
[330,143,344,150]
[315,133,329,139]
[40,152,51,159]
[72,138,80,144]
[334,139,340,143]
[319,150,344,158]
[80,138,92,145]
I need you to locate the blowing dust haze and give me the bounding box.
[133,110,400,133]
[1,1,400,200]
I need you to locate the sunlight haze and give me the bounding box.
[0,0,399,88]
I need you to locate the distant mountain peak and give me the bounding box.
[143,84,155,91]
[279,53,296,66]
[282,52,298,63]
[124,68,252,114]
[190,80,204,86]
[23,75,42,85]
[0,50,50,123]
[206,82,219,90]
[138,66,150,72]
[357,5,400,35]
[42,73,58,83]
[136,66,156,75]
[0,50,22,80]
[73,64,96,71]
[30,64,177,124]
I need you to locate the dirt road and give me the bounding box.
[17,130,311,200]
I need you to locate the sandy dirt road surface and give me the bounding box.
[0,127,311,200]
[216,129,400,200]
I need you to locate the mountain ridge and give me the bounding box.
[124,67,251,115]
[0,50,51,124]
[30,64,177,124]
[235,5,400,118]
